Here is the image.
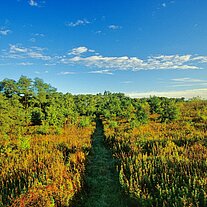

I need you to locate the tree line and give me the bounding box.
[0,76,181,136]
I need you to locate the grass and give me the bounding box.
[76,119,128,207]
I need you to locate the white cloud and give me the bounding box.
[28,0,45,7]
[68,46,95,56]
[58,71,76,75]
[126,88,207,99]
[95,30,102,34]
[151,54,191,63]
[162,3,167,7]
[31,46,46,51]
[66,19,90,27]
[29,0,38,7]
[121,81,133,84]
[171,77,205,83]
[45,63,56,66]
[7,44,51,61]
[69,47,88,55]
[170,77,207,87]
[192,56,207,63]
[35,70,49,74]
[0,29,11,36]
[10,45,28,53]
[33,33,45,37]
[108,25,122,30]
[63,50,202,70]
[89,70,113,75]
[2,44,207,72]
[28,51,51,60]
[17,62,33,66]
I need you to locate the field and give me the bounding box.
[103,101,207,206]
[0,77,207,207]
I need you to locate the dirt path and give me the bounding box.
[79,119,127,207]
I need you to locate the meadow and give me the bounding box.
[0,76,207,206]
[103,100,207,206]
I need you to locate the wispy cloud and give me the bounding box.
[95,30,102,35]
[17,62,33,66]
[192,56,207,63]
[29,33,45,42]
[29,0,38,7]
[33,33,45,37]
[121,81,133,84]
[45,63,56,66]
[61,48,205,71]
[68,46,95,56]
[162,3,167,7]
[0,29,11,36]
[108,25,122,30]
[58,71,76,75]
[3,44,51,61]
[160,1,175,9]
[88,70,113,75]
[153,1,175,16]
[171,77,205,83]
[10,44,28,53]
[1,44,207,72]
[0,26,12,36]
[126,88,207,99]
[35,70,48,74]
[28,0,45,8]
[66,19,90,27]
[170,77,207,87]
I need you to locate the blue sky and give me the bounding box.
[0,0,207,98]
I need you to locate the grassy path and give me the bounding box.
[80,119,127,207]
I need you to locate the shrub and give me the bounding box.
[31,107,45,125]
[79,116,91,127]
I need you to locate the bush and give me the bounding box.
[108,120,118,128]
[130,120,140,128]
[79,116,91,127]
[159,99,180,123]
[36,123,49,135]
[31,107,45,125]
[18,136,31,150]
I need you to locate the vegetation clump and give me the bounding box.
[0,76,206,206]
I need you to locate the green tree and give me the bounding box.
[0,78,18,98]
[31,107,45,125]
[17,76,34,109]
[148,96,162,114]
[159,98,180,122]
[0,93,27,136]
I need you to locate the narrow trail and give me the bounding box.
[80,119,128,207]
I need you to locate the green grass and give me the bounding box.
[77,120,128,207]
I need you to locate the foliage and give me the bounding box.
[31,107,45,125]
[147,96,180,122]
[78,116,91,127]
[103,100,207,206]
[0,76,206,206]
[0,125,94,206]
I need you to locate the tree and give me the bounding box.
[31,107,45,125]
[74,95,97,116]
[33,78,56,106]
[17,76,34,109]
[148,96,162,114]
[159,98,180,122]
[0,78,18,98]
[0,93,27,136]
